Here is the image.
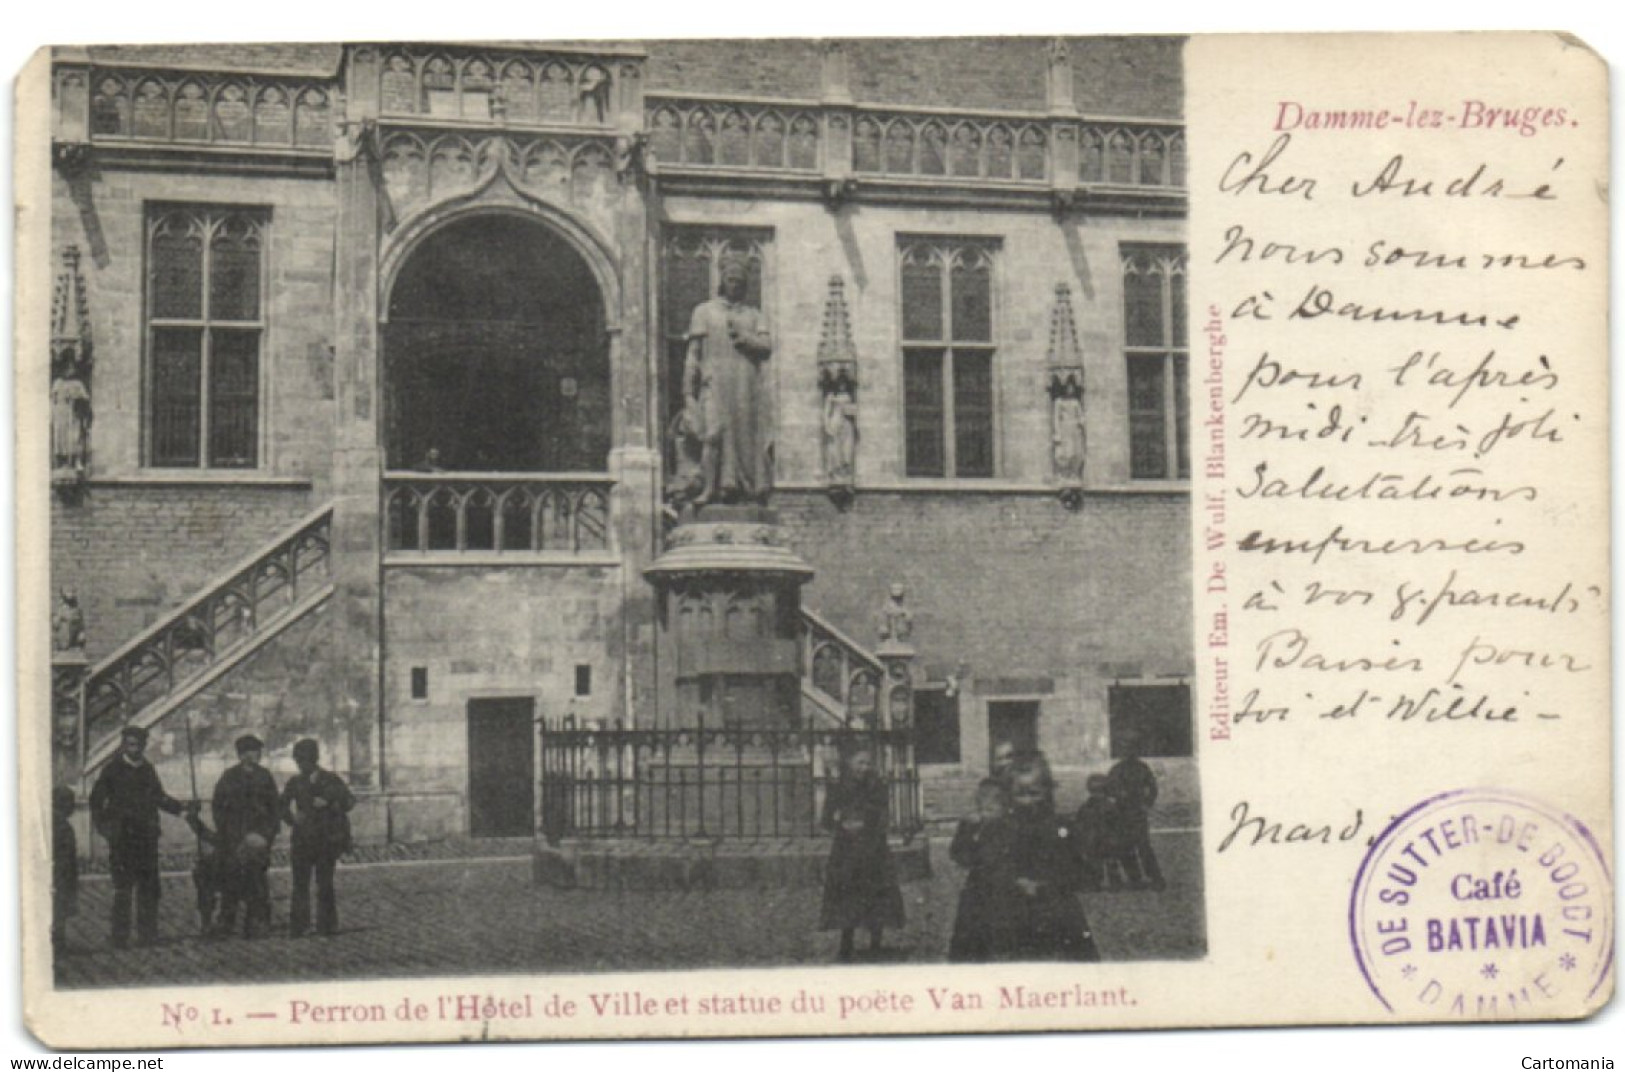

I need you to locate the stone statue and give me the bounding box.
[822,385,858,486]
[1051,378,1086,484]
[53,587,85,654]
[877,583,913,645]
[681,253,774,505]
[51,356,91,479]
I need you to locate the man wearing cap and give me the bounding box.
[280,738,356,937]
[88,725,188,947]
[681,251,775,505]
[211,734,280,938]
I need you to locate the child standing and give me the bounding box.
[990,752,1100,962]
[819,745,905,962]
[51,787,79,953]
[1073,773,1129,892]
[1108,741,1164,891]
[948,778,1012,962]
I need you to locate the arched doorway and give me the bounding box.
[383,213,610,473]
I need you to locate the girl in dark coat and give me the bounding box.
[948,778,1012,962]
[991,752,1101,962]
[820,745,905,962]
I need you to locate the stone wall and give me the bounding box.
[379,564,628,842]
[49,484,315,661]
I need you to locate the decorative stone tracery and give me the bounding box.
[51,245,93,489]
[1046,283,1087,508]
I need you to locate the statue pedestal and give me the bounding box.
[645,506,814,730]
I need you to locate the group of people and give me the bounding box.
[814,738,1164,964]
[56,725,355,950]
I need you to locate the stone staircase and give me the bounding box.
[796,606,895,729]
[66,504,335,779]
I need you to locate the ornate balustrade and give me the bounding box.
[645,93,1185,194]
[852,108,1050,182]
[374,45,639,127]
[81,506,333,755]
[646,95,822,171]
[1078,119,1185,187]
[383,473,614,556]
[83,66,336,151]
[799,607,890,728]
[539,716,921,840]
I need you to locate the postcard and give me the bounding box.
[14,30,1611,1048]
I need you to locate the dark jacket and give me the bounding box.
[212,764,280,848]
[948,816,1014,962]
[1107,757,1158,818]
[991,804,1097,961]
[819,773,905,931]
[280,768,356,854]
[89,757,184,843]
[53,814,79,906]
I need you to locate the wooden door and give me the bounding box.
[467,697,536,837]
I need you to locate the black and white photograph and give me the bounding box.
[38,34,1201,993]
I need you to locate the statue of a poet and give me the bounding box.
[680,253,774,506]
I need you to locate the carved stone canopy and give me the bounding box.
[1045,283,1084,397]
[816,275,858,393]
[52,246,91,370]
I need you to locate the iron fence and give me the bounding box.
[539,715,921,842]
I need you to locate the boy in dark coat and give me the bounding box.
[1107,742,1164,891]
[89,725,187,947]
[819,746,905,962]
[280,739,356,937]
[948,778,1012,962]
[1073,773,1129,892]
[989,752,1100,962]
[211,734,280,938]
[51,786,79,953]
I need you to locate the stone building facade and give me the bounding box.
[46,38,1192,847]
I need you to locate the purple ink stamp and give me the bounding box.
[1350,788,1613,1018]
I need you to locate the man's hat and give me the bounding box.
[718,250,750,277]
[120,725,148,745]
[292,738,320,762]
[235,733,264,755]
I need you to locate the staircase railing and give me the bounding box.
[80,504,335,770]
[798,606,886,729]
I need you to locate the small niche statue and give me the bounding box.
[52,587,86,655]
[51,358,92,481]
[1051,374,1086,485]
[822,380,858,487]
[877,583,914,647]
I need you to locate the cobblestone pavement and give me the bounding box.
[54,832,1202,988]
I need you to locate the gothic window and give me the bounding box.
[145,205,267,469]
[1016,126,1047,180]
[173,82,209,141]
[294,88,331,148]
[899,237,998,479]
[1108,682,1192,758]
[1122,245,1189,480]
[91,75,130,136]
[852,117,881,173]
[787,114,819,170]
[1138,130,1166,186]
